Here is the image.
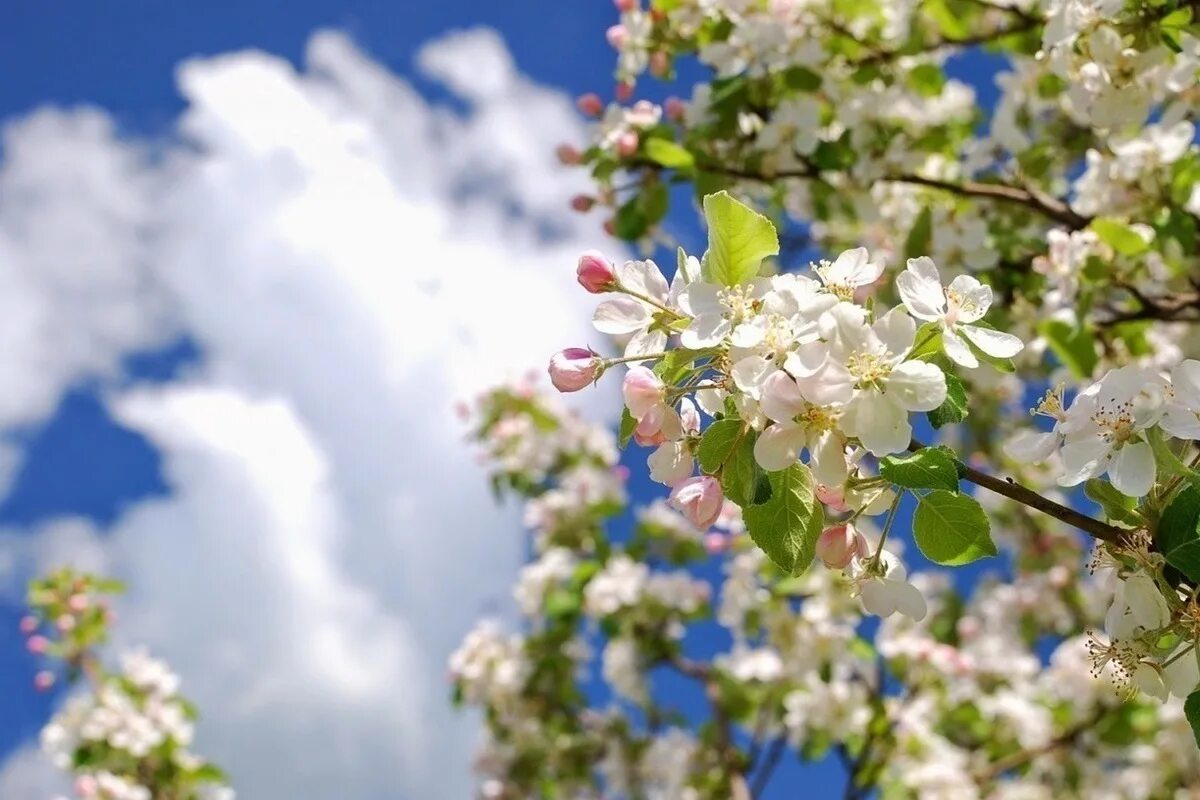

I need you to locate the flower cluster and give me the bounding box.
[453,380,1200,798]
[24,569,233,800]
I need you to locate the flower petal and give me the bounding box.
[887,361,947,412]
[753,422,806,472]
[959,324,1024,359]
[594,297,650,335]
[896,257,945,321]
[1108,440,1155,497]
[842,392,911,456]
[942,330,979,368]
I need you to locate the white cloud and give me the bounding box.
[0,27,618,800]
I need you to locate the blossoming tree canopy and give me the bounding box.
[535,0,1200,772]
[22,569,233,800]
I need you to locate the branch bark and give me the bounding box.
[908,439,1125,543]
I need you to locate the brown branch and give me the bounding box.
[909,439,1124,543]
[1099,286,1200,326]
[973,709,1105,781]
[668,657,751,800]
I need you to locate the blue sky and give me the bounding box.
[0,4,1014,797]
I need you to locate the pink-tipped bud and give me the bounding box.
[576,92,604,117]
[669,476,725,530]
[34,671,55,692]
[815,484,850,512]
[816,524,866,570]
[665,96,687,122]
[606,24,629,50]
[571,194,596,213]
[615,82,634,103]
[704,532,729,555]
[19,615,37,635]
[603,218,617,236]
[650,51,671,78]
[548,348,600,393]
[577,251,616,293]
[614,0,637,11]
[622,366,664,419]
[26,635,48,655]
[633,427,667,447]
[616,130,639,158]
[556,143,583,165]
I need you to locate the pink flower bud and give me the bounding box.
[603,218,616,236]
[616,130,639,158]
[19,615,37,635]
[570,194,595,213]
[548,348,600,393]
[669,476,724,530]
[633,427,667,447]
[704,532,729,555]
[56,614,75,633]
[815,484,849,512]
[34,671,55,692]
[622,366,664,418]
[650,51,671,77]
[556,143,583,165]
[614,0,637,10]
[816,524,866,570]
[606,24,629,49]
[576,93,604,117]
[26,635,48,655]
[577,251,616,293]
[615,81,634,102]
[665,96,686,122]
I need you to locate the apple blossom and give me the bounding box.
[576,250,616,293]
[548,348,600,392]
[668,476,724,530]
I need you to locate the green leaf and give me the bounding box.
[701,191,779,287]
[1039,319,1098,379]
[723,431,760,508]
[1085,478,1143,527]
[614,197,648,240]
[928,373,968,429]
[903,206,933,260]
[698,419,744,474]
[1157,485,1200,583]
[908,321,943,361]
[742,463,824,575]
[619,408,637,448]
[644,139,695,170]
[913,491,996,566]
[908,63,946,97]
[1185,691,1200,748]
[783,66,822,91]
[1091,217,1150,257]
[1147,426,1200,490]
[642,182,670,224]
[880,448,960,492]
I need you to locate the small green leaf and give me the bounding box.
[913,491,996,566]
[908,321,943,361]
[619,408,637,447]
[783,66,822,91]
[698,419,744,474]
[644,139,695,170]
[880,448,960,492]
[1085,478,1143,527]
[1039,319,1098,379]
[701,191,779,287]
[903,207,933,260]
[908,63,945,97]
[1091,217,1150,257]
[614,197,648,240]
[723,431,760,508]
[1158,485,1200,583]
[1185,691,1200,748]
[742,463,824,575]
[928,373,968,429]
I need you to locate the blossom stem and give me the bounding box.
[871,491,903,568]
[908,439,1123,543]
[616,284,681,317]
[601,352,672,367]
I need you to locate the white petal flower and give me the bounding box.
[1163,359,1200,440]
